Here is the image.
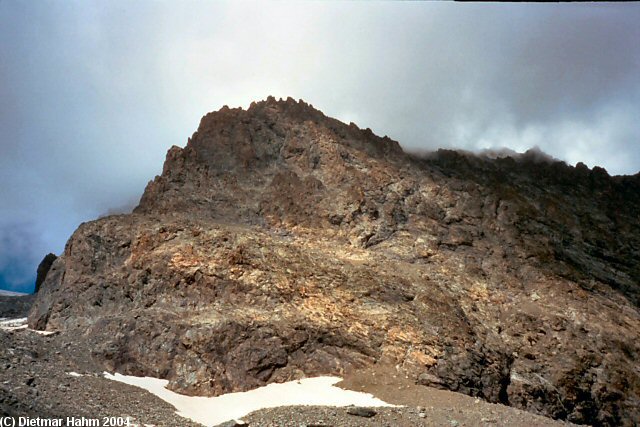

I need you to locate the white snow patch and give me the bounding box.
[67,372,83,377]
[30,329,57,335]
[0,290,27,296]
[0,317,28,330]
[104,372,394,427]
[0,317,58,335]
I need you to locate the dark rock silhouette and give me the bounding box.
[0,294,35,318]
[29,98,640,426]
[34,253,57,293]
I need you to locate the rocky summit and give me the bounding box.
[29,97,640,426]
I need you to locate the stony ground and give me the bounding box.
[2,308,576,427]
[0,324,202,426]
[241,364,580,426]
[241,404,569,427]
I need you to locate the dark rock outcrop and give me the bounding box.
[0,294,35,319]
[35,253,57,293]
[29,97,640,426]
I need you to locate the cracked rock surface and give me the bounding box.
[28,97,639,426]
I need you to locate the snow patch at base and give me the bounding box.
[0,317,28,330]
[0,290,27,296]
[0,317,58,335]
[104,372,395,427]
[31,329,57,335]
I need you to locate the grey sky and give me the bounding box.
[1,1,639,292]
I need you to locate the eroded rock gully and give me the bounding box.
[30,97,640,425]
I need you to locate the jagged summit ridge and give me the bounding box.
[136,98,639,285]
[188,95,402,170]
[135,96,404,232]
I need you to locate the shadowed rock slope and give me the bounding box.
[29,97,640,426]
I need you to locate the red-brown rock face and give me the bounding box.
[30,97,640,426]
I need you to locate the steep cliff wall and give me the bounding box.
[30,97,640,425]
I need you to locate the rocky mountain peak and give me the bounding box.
[191,95,402,165]
[30,100,640,426]
[135,97,404,227]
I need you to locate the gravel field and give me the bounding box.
[240,403,572,426]
[0,325,202,426]
[1,317,576,427]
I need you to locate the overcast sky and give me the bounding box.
[1,1,639,292]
